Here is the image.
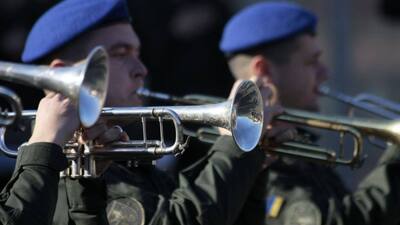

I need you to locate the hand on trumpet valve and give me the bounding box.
[79,119,129,145]
[78,119,129,175]
[259,112,297,169]
[250,76,280,136]
[262,121,297,148]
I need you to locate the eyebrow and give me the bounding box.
[108,42,136,52]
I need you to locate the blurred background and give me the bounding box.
[1,0,400,189]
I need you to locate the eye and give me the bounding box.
[110,45,131,57]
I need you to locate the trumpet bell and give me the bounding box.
[0,46,109,127]
[76,46,109,127]
[230,80,264,151]
[137,80,264,151]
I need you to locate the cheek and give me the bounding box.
[108,66,131,89]
[279,72,304,92]
[106,75,132,105]
[293,67,316,90]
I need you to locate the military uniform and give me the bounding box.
[20,0,268,224]
[0,143,68,225]
[53,136,267,225]
[264,144,400,225]
[219,1,400,224]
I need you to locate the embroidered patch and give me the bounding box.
[283,200,321,225]
[106,197,145,225]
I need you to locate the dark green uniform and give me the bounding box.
[0,143,68,225]
[53,135,267,225]
[264,144,400,225]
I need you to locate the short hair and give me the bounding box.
[227,29,315,79]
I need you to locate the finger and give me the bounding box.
[274,128,297,143]
[44,91,57,98]
[95,125,125,145]
[62,97,72,105]
[53,93,67,102]
[120,132,130,141]
[81,122,108,142]
[266,125,288,138]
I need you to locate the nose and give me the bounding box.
[130,58,148,80]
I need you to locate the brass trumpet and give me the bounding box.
[0,80,263,177]
[137,87,400,167]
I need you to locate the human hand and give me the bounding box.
[249,76,298,168]
[28,92,79,146]
[29,60,80,146]
[261,120,297,148]
[79,119,129,175]
[79,119,129,145]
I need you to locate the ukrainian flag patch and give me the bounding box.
[266,195,284,218]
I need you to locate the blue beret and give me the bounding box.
[22,0,131,63]
[220,2,317,54]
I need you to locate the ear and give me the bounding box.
[249,55,273,80]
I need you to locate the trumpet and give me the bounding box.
[137,87,400,167]
[0,80,263,177]
[0,86,22,127]
[319,85,400,120]
[0,46,109,127]
[275,109,400,167]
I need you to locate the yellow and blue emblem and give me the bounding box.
[266,195,284,218]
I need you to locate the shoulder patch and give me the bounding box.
[266,195,285,218]
[107,197,145,225]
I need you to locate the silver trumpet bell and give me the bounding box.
[0,46,109,127]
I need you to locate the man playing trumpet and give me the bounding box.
[220,1,400,225]
[1,0,286,224]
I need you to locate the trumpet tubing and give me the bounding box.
[319,85,400,120]
[98,80,263,152]
[275,109,400,167]
[0,86,22,127]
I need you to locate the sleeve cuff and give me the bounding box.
[17,142,68,171]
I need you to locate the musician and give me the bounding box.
[0,92,78,224]
[19,0,282,224]
[220,2,400,225]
